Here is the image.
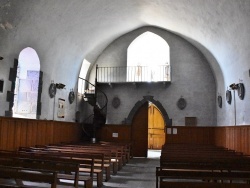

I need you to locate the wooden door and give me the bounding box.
[148,104,165,149]
[131,103,148,157]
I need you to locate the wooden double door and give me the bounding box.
[148,103,165,149]
[131,103,165,157]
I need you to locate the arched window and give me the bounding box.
[127,31,170,82]
[13,47,40,119]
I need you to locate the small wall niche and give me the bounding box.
[0,80,4,93]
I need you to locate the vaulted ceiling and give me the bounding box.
[1,0,250,90]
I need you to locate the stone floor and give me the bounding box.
[100,158,159,188]
[98,149,160,188]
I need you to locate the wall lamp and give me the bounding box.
[229,83,238,126]
[55,83,65,89]
[229,83,239,90]
[51,82,65,120]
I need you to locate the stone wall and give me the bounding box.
[89,27,217,126]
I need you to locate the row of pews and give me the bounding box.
[156,143,250,188]
[0,141,131,188]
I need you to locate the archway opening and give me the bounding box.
[131,100,166,158]
[13,47,40,119]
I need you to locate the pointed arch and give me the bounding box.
[127,31,170,82]
[125,96,171,126]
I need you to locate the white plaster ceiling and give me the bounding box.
[1,0,250,90]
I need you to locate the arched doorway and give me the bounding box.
[129,96,170,157]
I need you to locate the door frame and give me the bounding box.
[128,95,171,157]
[125,95,171,126]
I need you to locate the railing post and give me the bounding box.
[92,65,99,142]
[95,64,98,86]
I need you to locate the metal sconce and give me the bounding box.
[55,83,65,89]
[228,82,245,126]
[229,83,238,126]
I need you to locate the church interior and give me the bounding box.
[0,0,250,187]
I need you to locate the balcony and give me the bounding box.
[96,65,171,84]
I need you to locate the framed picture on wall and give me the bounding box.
[0,79,3,93]
[58,98,65,118]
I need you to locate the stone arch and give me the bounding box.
[125,95,172,126]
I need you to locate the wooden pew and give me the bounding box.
[156,167,250,188]
[58,142,125,172]
[0,150,94,188]
[42,143,120,175]
[157,144,250,188]
[29,145,107,185]
[18,148,103,188]
[99,141,132,163]
[0,165,58,188]
[60,141,129,168]
[16,140,131,187]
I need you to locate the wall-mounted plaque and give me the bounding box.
[237,83,245,100]
[112,96,120,109]
[185,117,197,126]
[68,90,75,104]
[218,95,222,108]
[226,90,231,104]
[58,98,65,118]
[49,83,56,98]
[177,97,186,110]
[0,79,3,93]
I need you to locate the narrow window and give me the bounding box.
[78,59,91,95]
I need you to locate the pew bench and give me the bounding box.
[18,149,103,188]
[32,146,107,187]
[0,151,94,188]
[40,144,118,177]
[0,165,58,188]
[99,141,132,162]
[55,142,126,170]
[51,143,123,173]
[159,144,250,188]
[156,167,250,188]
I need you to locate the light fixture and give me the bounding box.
[55,83,65,89]
[50,82,65,120]
[0,56,3,60]
[229,83,240,126]
[229,83,238,90]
